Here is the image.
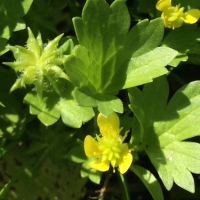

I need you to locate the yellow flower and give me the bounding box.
[84,113,133,174]
[156,0,200,29]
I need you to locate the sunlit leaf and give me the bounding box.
[129,76,200,192]
[130,165,164,200]
[64,0,175,116]
[123,47,177,89]
[64,0,171,95]
[24,83,94,128]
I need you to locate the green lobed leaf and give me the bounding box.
[130,165,164,200]
[123,47,177,89]
[59,85,94,128]
[129,76,200,193]
[129,76,169,130]
[24,91,61,126]
[24,82,94,128]
[74,89,97,107]
[96,94,123,117]
[65,0,130,95]
[168,53,188,67]
[74,89,123,117]
[64,0,167,96]
[127,18,164,58]
[64,0,172,116]
[64,46,96,94]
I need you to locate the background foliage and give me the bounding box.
[1,0,200,199]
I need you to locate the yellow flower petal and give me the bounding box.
[89,160,110,172]
[84,135,99,157]
[156,0,171,12]
[97,113,120,138]
[184,9,200,24]
[118,153,133,174]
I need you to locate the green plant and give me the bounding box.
[1,0,200,199]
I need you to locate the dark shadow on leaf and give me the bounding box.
[0,93,26,139]
[0,0,28,38]
[130,76,192,179]
[0,38,8,54]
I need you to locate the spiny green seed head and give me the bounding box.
[3,28,68,93]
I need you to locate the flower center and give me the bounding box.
[97,135,129,168]
[162,5,185,29]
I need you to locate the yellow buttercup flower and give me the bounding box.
[84,113,133,174]
[156,0,200,29]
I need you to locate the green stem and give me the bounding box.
[118,172,130,200]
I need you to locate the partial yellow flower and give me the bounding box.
[84,113,133,174]
[156,0,200,29]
